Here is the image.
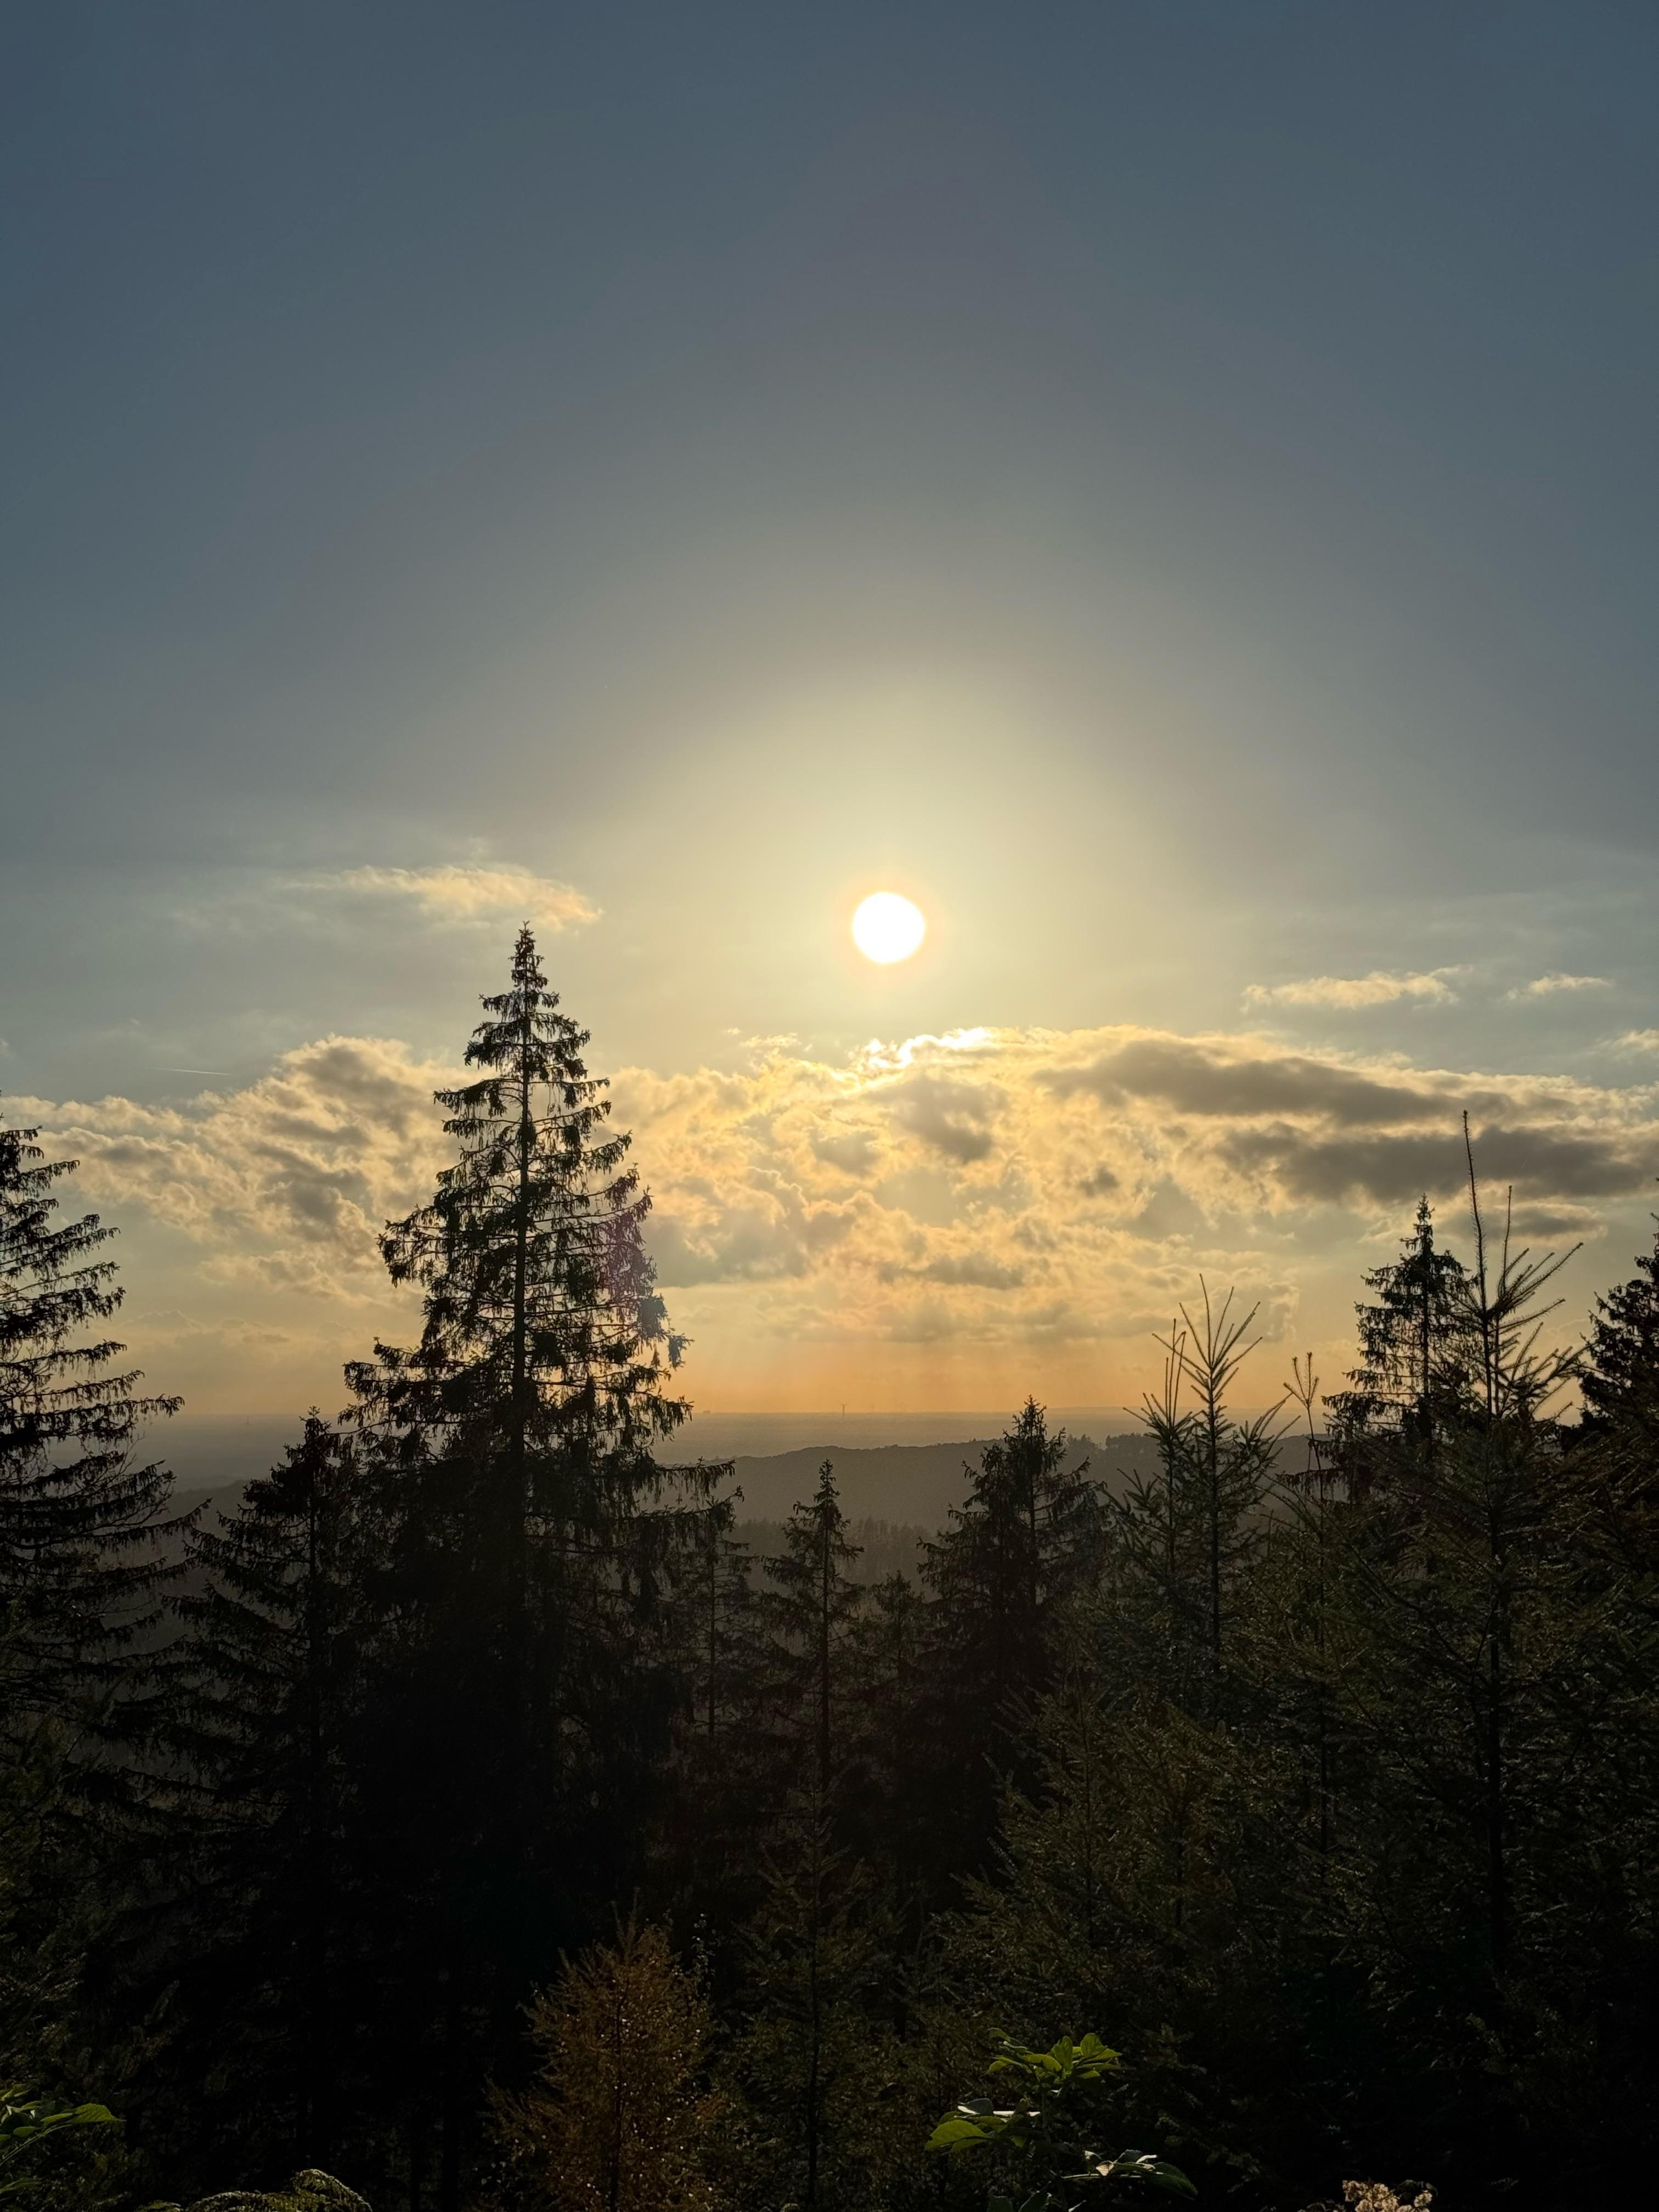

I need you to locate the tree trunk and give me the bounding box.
[817,1503,832,1795]
[303,1468,330,2167]
[439,1968,461,2212]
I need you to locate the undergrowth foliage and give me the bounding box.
[486,1921,723,2212]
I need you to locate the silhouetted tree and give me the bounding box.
[1113,1296,1279,1692]
[651,1497,767,1973]
[1165,1288,1282,1677]
[1329,1198,1477,1476]
[0,1118,184,1772]
[1113,1327,1206,1675]
[347,924,692,1790]
[1579,1212,1659,1442]
[687,1496,759,1745]
[1294,1160,1631,2190]
[0,1618,84,2094]
[172,1415,377,2182]
[847,1566,932,1925]
[759,1462,866,1799]
[341,929,713,2209]
[727,1772,893,2212]
[0,1119,192,2208]
[919,1401,1098,1872]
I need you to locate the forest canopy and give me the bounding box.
[4,933,1658,2212]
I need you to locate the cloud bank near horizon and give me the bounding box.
[10,1020,1657,1410]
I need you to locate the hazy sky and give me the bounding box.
[5,3,1658,1418]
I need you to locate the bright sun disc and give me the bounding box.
[852,891,926,964]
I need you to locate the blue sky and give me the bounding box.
[4,3,1657,1413]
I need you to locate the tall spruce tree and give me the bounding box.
[728,1771,894,2212]
[926,1402,1097,1713]
[1306,1158,1609,2185]
[347,921,692,1625]
[171,1414,376,2187]
[345,923,701,1832]
[1329,1197,1478,1471]
[847,1566,931,1925]
[919,1401,1098,1874]
[651,1496,766,1972]
[0,1118,188,2211]
[722,1463,905,2212]
[0,1118,184,1780]
[1579,1212,1659,1443]
[341,929,710,2209]
[760,1461,867,1799]
[680,1492,761,1748]
[1564,1216,1659,2179]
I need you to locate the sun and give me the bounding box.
[852,891,927,964]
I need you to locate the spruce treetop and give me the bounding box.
[347,926,687,1480]
[1329,1197,1476,1443]
[3,1126,140,1453]
[1581,1214,1659,1434]
[1,1114,183,1736]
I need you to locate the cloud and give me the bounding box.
[1121,1182,1210,1241]
[884,1251,1027,1291]
[885,1073,1001,1163]
[1215,1122,1641,1209]
[812,1128,882,1177]
[1505,1202,1605,1239]
[11,1021,1656,1392]
[1613,1029,1659,1053]
[1510,973,1612,998]
[611,1026,1657,1364]
[325,865,597,934]
[7,1037,453,1297]
[1043,1036,1467,1127]
[1245,970,1458,1010]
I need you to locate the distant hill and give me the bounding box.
[155,1417,1173,1559]
[710,1431,1163,1529]
[161,1414,305,1491]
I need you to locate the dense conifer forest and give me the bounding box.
[5,931,1658,2211]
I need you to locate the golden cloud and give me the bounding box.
[12,1025,1656,1372]
[327,865,597,934]
[1244,970,1459,1009]
[8,1037,455,1302]
[1512,973,1613,998]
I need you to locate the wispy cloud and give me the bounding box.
[1510,973,1613,999]
[326,865,597,934]
[1611,1029,1659,1053]
[1244,970,1458,1011]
